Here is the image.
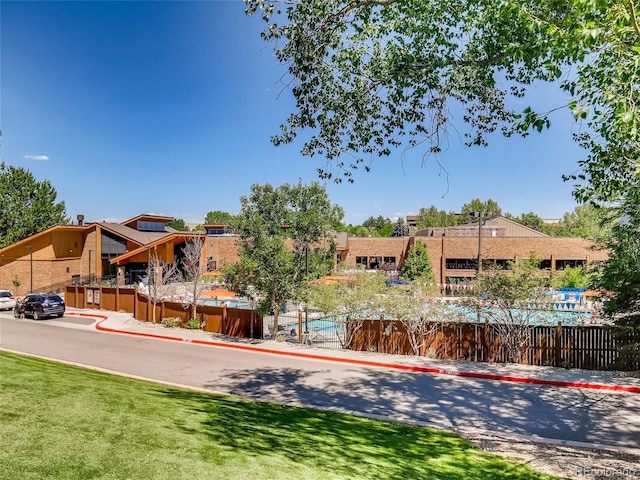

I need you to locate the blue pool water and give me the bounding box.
[200,299,252,309]
[295,307,594,335]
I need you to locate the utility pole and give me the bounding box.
[305,242,309,334]
[471,211,489,360]
[477,211,483,274]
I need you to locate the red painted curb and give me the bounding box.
[68,312,187,342]
[188,339,640,393]
[73,313,640,394]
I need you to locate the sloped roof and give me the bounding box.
[0,224,90,255]
[109,232,206,265]
[121,214,173,229]
[416,215,550,238]
[98,222,172,246]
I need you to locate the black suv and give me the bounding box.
[17,294,65,320]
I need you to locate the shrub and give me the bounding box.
[186,317,201,330]
[161,317,181,328]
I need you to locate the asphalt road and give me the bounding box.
[1,314,639,452]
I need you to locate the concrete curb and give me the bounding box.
[68,311,640,394]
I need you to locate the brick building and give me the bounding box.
[0,214,236,295]
[338,216,608,285]
[0,213,607,295]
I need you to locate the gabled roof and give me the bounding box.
[0,224,91,255]
[416,215,550,238]
[109,232,206,265]
[469,215,550,237]
[97,222,172,246]
[121,214,173,229]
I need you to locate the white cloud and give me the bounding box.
[23,154,49,161]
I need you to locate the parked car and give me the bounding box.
[19,294,65,320]
[0,289,16,311]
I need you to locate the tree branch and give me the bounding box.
[627,0,640,44]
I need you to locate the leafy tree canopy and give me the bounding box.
[560,203,615,240]
[475,254,555,362]
[361,215,392,232]
[551,265,590,288]
[596,197,640,369]
[167,218,189,231]
[205,210,235,225]
[0,162,68,248]
[402,240,434,282]
[245,0,639,209]
[415,206,458,229]
[223,180,343,332]
[459,199,503,219]
[345,225,377,237]
[512,212,547,233]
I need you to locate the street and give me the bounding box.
[1,313,639,453]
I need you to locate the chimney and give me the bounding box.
[77,214,84,226]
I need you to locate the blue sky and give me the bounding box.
[2,1,587,226]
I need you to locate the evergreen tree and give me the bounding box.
[0,162,68,248]
[402,241,434,282]
[392,217,409,237]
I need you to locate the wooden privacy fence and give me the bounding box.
[349,320,637,371]
[64,286,262,339]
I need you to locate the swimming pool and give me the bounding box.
[199,299,252,309]
[292,306,594,335]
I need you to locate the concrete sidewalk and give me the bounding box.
[67,308,640,393]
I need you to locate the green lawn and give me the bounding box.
[0,351,562,479]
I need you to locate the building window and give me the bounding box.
[383,256,396,268]
[540,259,552,270]
[368,256,382,270]
[355,256,367,267]
[206,257,216,272]
[137,220,166,232]
[556,259,586,270]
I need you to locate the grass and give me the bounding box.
[0,351,562,480]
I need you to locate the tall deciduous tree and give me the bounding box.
[245,0,639,210]
[147,251,182,324]
[361,215,392,232]
[597,200,640,370]
[309,270,387,348]
[167,218,189,231]
[475,255,555,363]
[382,284,463,356]
[513,212,547,233]
[0,162,68,248]
[245,0,639,355]
[204,210,235,225]
[415,206,458,229]
[180,237,208,323]
[460,199,502,219]
[560,203,614,240]
[224,181,343,335]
